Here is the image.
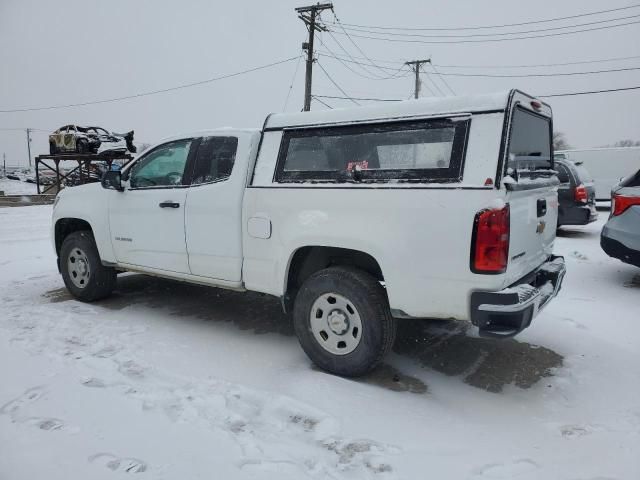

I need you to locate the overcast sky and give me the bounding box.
[1,0,639,167]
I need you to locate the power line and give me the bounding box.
[318,50,640,69]
[315,94,401,102]
[316,85,640,102]
[316,61,360,105]
[432,54,640,70]
[324,4,640,31]
[0,56,300,113]
[314,51,640,77]
[419,64,445,97]
[283,54,304,111]
[429,63,456,95]
[329,10,395,79]
[424,65,640,78]
[311,95,334,109]
[317,35,409,81]
[539,85,640,97]
[324,29,393,80]
[331,13,640,39]
[329,18,640,44]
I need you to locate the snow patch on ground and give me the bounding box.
[0,206,639,479]
[0,178,38,195]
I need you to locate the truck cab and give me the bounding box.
[53,90,566,377]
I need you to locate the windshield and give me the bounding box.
[507,107,552,178]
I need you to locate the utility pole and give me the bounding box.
[296,3,333,111]
[405,59,431,99]
[25,128,32,168]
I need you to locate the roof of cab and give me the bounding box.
[265,90,516,130]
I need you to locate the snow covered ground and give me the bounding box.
[0,178,38,196]
[0,205,638,479]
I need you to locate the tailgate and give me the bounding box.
[505,185,558,284]
[501,94,557,286]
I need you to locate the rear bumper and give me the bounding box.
[559,204,598,226]
[470,256,566,338]
[601,235,640,268]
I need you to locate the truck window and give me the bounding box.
[129,139,192,188]
[190,136,238,185]
[276,118,469,183]
[507,107,552,178]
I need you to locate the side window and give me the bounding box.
[190,136,238,185]
[129,139,192,188]
[276,118,468,183]
[556,163,570,184]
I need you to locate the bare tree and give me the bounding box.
[553,131,570,151]
[612,139,640,148]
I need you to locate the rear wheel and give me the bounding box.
[60,231,116,302]
[293,266,396,377]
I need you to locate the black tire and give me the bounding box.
[49,142,58,155]
[293,266,396,377]
[76,139,87,154]
[60,231,116,302]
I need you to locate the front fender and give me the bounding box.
[52,184,116,264]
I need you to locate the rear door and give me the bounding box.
[183,134,246,282]
[503,101,558,283]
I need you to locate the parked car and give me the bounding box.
[555,147,640,202]
[554,158,598,227]
[49,125,136,155]
[52,90,566,377]
[601,169,640,267]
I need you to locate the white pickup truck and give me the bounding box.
[52,90,566,376]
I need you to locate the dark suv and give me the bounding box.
[555,158,598,227]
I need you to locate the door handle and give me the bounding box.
[159,201,180,208]
[537,198,547,217]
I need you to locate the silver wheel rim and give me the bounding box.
[67,247,91,289]
[310,293,362,355]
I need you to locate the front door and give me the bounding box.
[108,138,195,274]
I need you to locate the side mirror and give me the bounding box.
[101,171,124,191]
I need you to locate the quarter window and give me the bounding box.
[190,136,238,185]
[507,107,552,177]
[276,118,469,183]
[129,139,192,188]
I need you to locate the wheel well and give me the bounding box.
[283,246,384,312]
[55,218,92,256]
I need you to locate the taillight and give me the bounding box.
[574,184,588,203]
[612,194,640,216]
[471,204,510,274]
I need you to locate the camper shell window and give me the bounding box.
[275,118,470,183]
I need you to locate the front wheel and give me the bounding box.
[60,231,116,302]
[293,266,396,377]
